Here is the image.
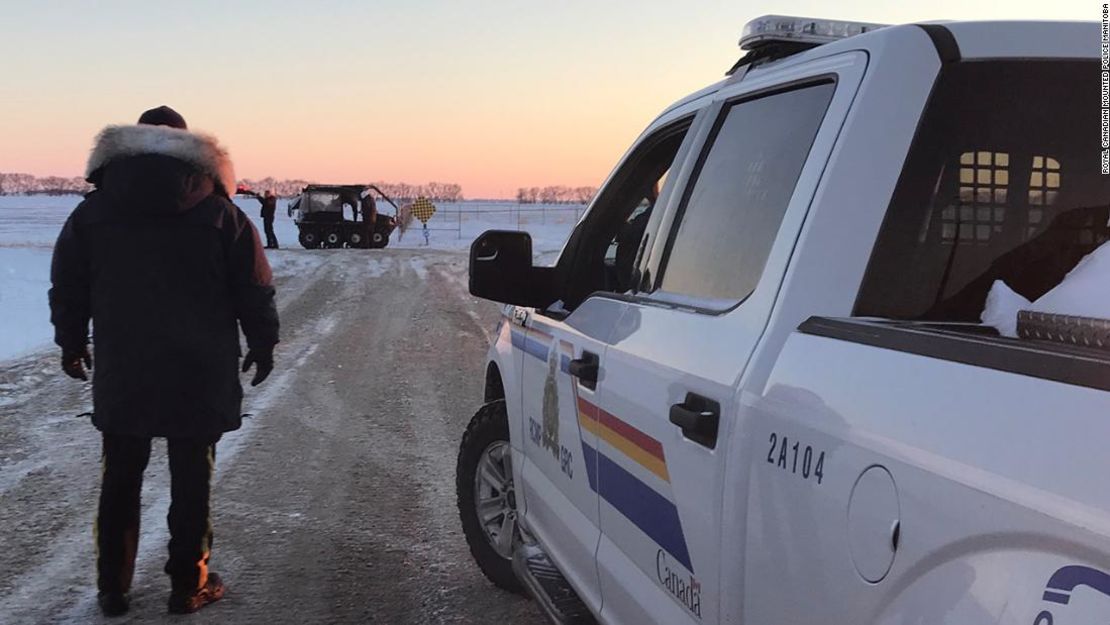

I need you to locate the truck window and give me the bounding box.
[856,60,1109,321]
[657,81,835,307]
[559,120,691,310]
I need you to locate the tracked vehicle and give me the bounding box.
[288,184,399,249]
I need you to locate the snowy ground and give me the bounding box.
[0,248,546,624]
[0,192,572,621]
[0,195,579,362]
[0,192,566,622]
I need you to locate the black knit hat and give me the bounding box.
[137,105,187,130]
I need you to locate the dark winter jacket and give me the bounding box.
[260,195,277,223]
[49,124,279,441]
[360,195,377,225]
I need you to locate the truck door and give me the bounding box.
[517,116,702,614]
[594,54,864,625]
[518,303,620,613]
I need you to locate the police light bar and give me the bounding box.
[739,15,887,50]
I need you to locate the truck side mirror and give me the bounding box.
[469,230,558,308]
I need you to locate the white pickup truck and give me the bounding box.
[455,16,1110,625]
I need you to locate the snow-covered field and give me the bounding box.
[0,195,580,361]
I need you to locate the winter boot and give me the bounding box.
[97,591,130,617]
[167,572,225,614]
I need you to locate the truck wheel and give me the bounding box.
[456,400,524,594]
[299,229,319,249]
[324,230,343,249]
[371,230,387,248]
[348,231,365,248]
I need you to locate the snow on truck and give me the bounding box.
[454,15,1110,625]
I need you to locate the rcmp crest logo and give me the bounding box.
[541,350,560,460]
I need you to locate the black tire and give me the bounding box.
[371,223,393,248]
[323,229,343,249]
[299,228,320,249]
[456,400,524,594]
[348,230,365,248]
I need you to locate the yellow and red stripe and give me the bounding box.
[578,397,670,483]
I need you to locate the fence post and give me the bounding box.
[457,208,462,239]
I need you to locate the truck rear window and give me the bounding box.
[855,60,1109,322]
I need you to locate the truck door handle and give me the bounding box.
[568,352,599,390]
[669,393,720,449]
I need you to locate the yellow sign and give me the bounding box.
[411,197,436,224]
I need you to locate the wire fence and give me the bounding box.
[0,197,589,247]
[397,203,587,240]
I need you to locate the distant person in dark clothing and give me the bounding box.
[49,105,279,617]
[360,192,378,226]
[260,190,279,249]
[361,192,378,241]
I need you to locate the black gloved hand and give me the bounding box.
[62,347,92,381]
[241,348,274,386]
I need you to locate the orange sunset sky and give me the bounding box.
[0,0,1093,199]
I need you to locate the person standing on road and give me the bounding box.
[260,189,280,249]
[48,106,280,617]
[240,189,280,249]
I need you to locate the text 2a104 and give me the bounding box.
[767,432,825,484]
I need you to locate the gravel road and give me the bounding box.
[0,249,545,624]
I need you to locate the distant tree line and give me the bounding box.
[369,181,464,203]
[238,178,464,202]
[0,173,466,202]
[1,172,592,205]
[516,186,596,204]
[0,173,91,195]
[235,177,315,198]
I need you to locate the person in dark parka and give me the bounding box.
[49,106,279,616]
[360,192,378,241]
[260,189,279,249]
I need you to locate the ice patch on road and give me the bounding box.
[433,259,469,289]
[468,310,491,342]
[294,343,320,368]
[364,255,395,278]
[268,249,329,280]
[313,312,338,337]
[408,257,429,280]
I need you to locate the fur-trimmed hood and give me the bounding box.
[85,124,237,197]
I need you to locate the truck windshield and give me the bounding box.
[855,60,1109,322]
[303,192,344,213]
